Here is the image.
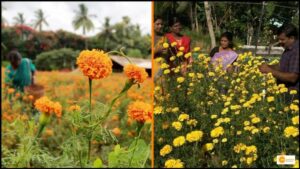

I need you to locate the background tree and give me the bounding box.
[13,13,26,25]
[33,9,49,32]
[72,3,96,49]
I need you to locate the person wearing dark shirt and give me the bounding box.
[259,24,299,99]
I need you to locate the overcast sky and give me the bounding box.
[2,1,151,37]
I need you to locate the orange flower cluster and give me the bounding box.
[76,49,113,79]
[34,96,62,118]
[68,105,81,112]
[127,101,152,123]
[124,64,148,84]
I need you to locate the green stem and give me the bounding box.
[129,122,144,167]
[106,48,132,64]
[88,78,92,164]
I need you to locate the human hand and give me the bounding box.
[258,63,272,74]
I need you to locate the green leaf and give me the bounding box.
[93,158,103,168]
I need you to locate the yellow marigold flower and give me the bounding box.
[177,77,185,83]
[251,117,261,124]
[171,107,179,113]
[172,121,182,131]
[124,64,148,84]
[245,145,257,155]
[203,143,214,151]
[211,114,218,119]
[68,105,81,112]
[160,144,172,157]
[237,131,242,135]
[164,69,171,74]
[292,116,299,125]
[251,128,259,134]
[177,52,183,57]
[293,160,299,168]
[77,49,112,79]
[161,63,170,69]
[186,130,203,142]
[246,157,254,165]
[267,96,275,102]
[154,106,163,115]
[290,104,299,112]
[173,136,185,147]
[184,52,192,59]
[208,72,215,77]
[213,139,219,144]
[127,101,152,123]
[165,159,184,168]
[170,56,176,61]
[233,143,247,153]
[230,105,241,110]
[179,46,185,51]
[178,113,189,121]
[163,42,169,48]
[188,72,195,78]
[171,42,177,47]
[232,165,238,168]
[280,87,288,93]
[263,127,270,133]
[186,119,198,127]
[222,160,228,166]
[197,73,204,79]
[210,126,224,138]
[193,47,200,52]
[284,126,299,138]
[290,90,298,95]
[221,138,228,143]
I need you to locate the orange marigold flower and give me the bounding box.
[112,127,121,137]
[53,102,62,118]
[8,88,15,94]
[127,101,152,123]
[28,95,34,101]
[76,49,113,79]
[68,105,81,112]
[124,64,148,84]
[34,96,62,118]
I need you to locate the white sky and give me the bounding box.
[2,1,151,37]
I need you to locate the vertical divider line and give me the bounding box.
[151,1,155,168]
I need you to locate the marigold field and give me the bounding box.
[154,48,299,168]
[1,54,152,168]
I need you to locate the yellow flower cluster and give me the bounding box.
[164,159,184,168]
[186,130,203,142]
[160,144,172,157]
[173,136,185,147]
[210,126,224,138]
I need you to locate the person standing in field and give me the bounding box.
[259,23,299,100]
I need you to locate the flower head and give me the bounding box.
[77,49,113,79]
[34,96,62,118]
[124,64,148,84]
[160,144,172,157]
[186,130,203,142]
[165,159,184,168]
[127,101,152,123]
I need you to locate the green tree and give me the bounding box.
[13,13,26,25]
[33,9,49,32]
[72,3,96,49]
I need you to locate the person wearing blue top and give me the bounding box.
[5,50,36,92]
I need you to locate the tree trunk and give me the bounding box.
[204,1,216,48]
[195,2,199,33]
[247,23,254,45]
[189,3,194,31]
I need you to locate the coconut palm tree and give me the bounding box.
[13,13,26,25]
[33,9,49,32]
[72,3,96,49]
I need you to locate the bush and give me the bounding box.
[127,49,143,58]
[35,48,80,71]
